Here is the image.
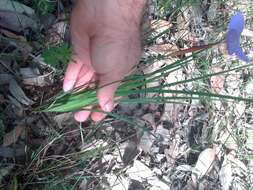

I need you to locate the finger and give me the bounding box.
[74,109,91,122]
[63,57,84,92]
[91,110,106,122]
[90,33,141,113]
[96,73,121,112]
[64,34,91,92]
[91,102,118,122]
[74,66,94,89]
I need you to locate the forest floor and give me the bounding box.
[0,0,253,189]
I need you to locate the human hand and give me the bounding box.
[63,0,146,122]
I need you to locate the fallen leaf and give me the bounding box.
[242,28,253,38]
[138,131,155,153]
[0,0,35,15]
[7,95,23,109]
[122,140,139,165]
[223,152,248,190]
[53,113,73,129]
[22,73,54,87]
[3,125,24,146]
[192,148,216,184]
[9,79,34,106]
[0,11,37,33]
[20,67,40,77]
[151,20,171,34]
[0,29,33,59]
[219,154,233,190]
[149,44,179,54]
[141,113,155,128]
[0,74,13,85]
[176,164,193,172]
[126,160,170,189]
[47,21,68,45]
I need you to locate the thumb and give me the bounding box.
[97,73,122,112]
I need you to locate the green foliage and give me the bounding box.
[39,51,253,113]
[33,0,56,15]
[156,0,201,18]
[42,43,72,71]
[10,176,18,190]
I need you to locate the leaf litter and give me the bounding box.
[0,0,253,190]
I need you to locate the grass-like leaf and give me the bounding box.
[38,51,253,113]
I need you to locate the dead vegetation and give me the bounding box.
[0,0,253,189]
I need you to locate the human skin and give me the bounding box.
[63,0,147,122]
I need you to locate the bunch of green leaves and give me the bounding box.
[38,50,253,114]
[42,43,72,71]
[33,0,56,15]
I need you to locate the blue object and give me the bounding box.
[226,12,249,63]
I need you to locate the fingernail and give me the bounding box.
[103,100,113,112]
[74,111,89,122]
[63,80,75,92]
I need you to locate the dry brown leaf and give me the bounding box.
[47,21,68,45]
[22,73,54,87]
[0,28,33,59]
[3,125,24,147]
[149,44,179,54]
[151,20,171,33]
